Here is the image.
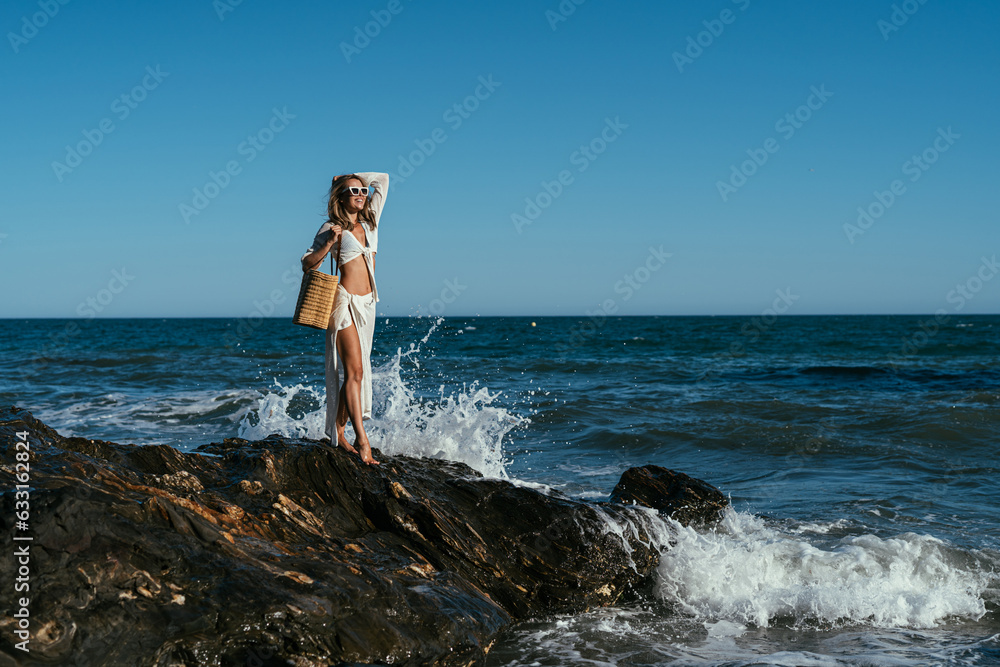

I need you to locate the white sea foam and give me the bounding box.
[237,319,524,478]
[788,518,851,535]
[655,508,993,629]
[236,382,328,441]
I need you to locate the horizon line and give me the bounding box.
[2,313,998,321]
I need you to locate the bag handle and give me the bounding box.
[324,224,341,276]
[334,228,341,276]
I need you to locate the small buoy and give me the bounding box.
[531,322,536,327]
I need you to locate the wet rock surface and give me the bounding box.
[0,407,728,666]
[609,465,729,526]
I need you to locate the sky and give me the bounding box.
[2,0,998,318]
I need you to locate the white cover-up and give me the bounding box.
[300,172,389,438]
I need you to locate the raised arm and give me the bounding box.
[355,172,390,225]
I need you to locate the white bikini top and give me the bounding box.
[334,222,379,302]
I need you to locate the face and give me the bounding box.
[341,178,366,213]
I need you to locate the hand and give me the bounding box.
[328,224,343,245]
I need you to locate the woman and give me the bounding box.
[301,172,389,466]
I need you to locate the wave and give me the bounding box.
[491,500,994,633]
[655,509,995,630]
[488,506,998,665]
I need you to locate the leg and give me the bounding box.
[325,313,358,455]
[336,318,379,466]
[335,385,357,454]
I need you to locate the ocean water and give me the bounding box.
[2,315,998,666]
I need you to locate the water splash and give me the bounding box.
[237,319,524,478]
[236,381,328,441]
[655,508,994,629]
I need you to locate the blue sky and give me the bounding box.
[2,0,998,318]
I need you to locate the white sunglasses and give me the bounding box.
[345,186,370,197]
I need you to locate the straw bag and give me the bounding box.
[293,236,341,329]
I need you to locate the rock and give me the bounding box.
[609,465,728,525]
[0,407,724,666]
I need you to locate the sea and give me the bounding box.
[2,315,998,666]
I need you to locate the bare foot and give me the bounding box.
[336,426,358,454]
[357,439,380,466]
[337,437,359,455]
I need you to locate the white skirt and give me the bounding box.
[324,284,377,438]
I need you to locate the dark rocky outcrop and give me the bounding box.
[0,407,727,666]
[609,465,728,526]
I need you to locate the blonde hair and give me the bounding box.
[326,174,377,231]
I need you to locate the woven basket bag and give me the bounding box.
[293,238,340,329]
